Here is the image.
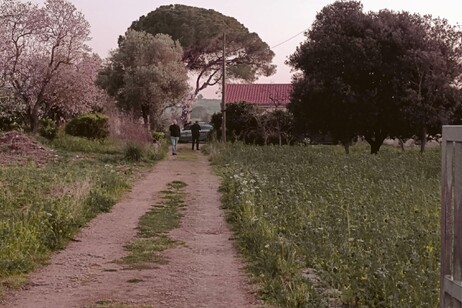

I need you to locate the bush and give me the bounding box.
[152,131,165,143]
[124,144,143,162]
[39,118,58,140]
[65,113,109,140]
[145,142,168,161]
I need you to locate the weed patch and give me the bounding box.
[45,133,123,154]
[89,301,154,308]
[175,149,199,161]
[121,181,187,269]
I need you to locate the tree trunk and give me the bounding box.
[370,142,381,154]
[398,138,405,152]
[141,105,149,126]
[344,143,350,154]
[365,133,386,154]
[181,94,195,125]
[420,126,427,154]
[340,137,351,154]
[30,103,40,133]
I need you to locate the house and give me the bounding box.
[224,83,292,110]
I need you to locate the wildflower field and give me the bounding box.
[210,143,440,307]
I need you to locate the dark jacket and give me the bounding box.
[169,124,181,137]
[191,123,201,137]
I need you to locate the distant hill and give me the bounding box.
[164,98,221,123]
[194,98,221,113]
[191,98,221,122]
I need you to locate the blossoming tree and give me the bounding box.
[0,0,101,132]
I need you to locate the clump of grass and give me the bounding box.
[124,144,143,162]
[121,181,187,269]
[124,143,168,163]
[176,149,199,161]
[145,142,168,161]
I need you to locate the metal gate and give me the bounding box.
[441,125,462,307]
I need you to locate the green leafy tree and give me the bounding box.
[211,102,294,145]
[98,30,189,130]
[289,1,462,154]
[390,13,462,152]
[271,109,295,145]
[225,102,260,142]
[211,102,260,142]
[289,1,380,153]
[129,4,276,97]
[210,112,223,139]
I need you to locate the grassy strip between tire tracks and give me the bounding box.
[89,300,154,308]
[120,181,187,269]
[89,181,187,308]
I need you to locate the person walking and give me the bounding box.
[169,119,181,155]
[191,121,201,150]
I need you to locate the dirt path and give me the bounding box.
[0,145,261,308]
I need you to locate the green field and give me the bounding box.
[210,143,440,307]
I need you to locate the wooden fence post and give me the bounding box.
[441,125,462,308]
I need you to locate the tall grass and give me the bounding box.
[0,158,129,276]
[43,132,123,154]
[211,142,440,307]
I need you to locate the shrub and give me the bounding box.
[152,131,165,143]
[124,144,143,162]
[0,95,27,131]
[145,143,167,161]
[85,190,115,214]
[105,110,152,146]
[39,118,58,140]
[65,113,109,140]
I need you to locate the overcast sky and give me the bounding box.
[28,0,462,98]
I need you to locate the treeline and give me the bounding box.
[2,0,460,156]
[0,1,275,136]
[211,102,294,146]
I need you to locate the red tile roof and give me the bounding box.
[225,83,292,107]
